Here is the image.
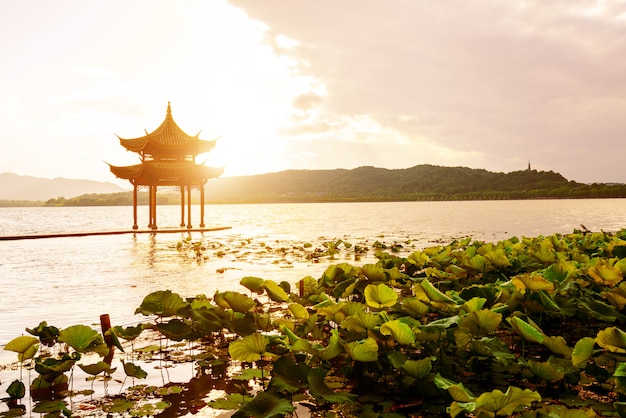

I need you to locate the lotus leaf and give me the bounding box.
[578,297,626,322]
[464,253,486,273]
[288,302,309,319]
[341,300,367,316]
[35,355,77,374]
[307,367,358,404]
[528,359,565,383]
[342,337,378,362]
[231,391,295,418]
[360,264,388,282]
[460,309,502,337]
[379,319,416,345]
[4,335,39,362]
[122,360,147,379]
[543,260,578,283]
[530,239,556,265]
[434,373,476,402]
[596,326,626,353]
[364,283,398,309]
[191,307,228,334]
[417,279,456,304]
[446,264,468,279]
[401,357,432,378]
[135,290,189,317]
[588,263,623,286]
[407,251,429,269]
[6,380,25,400]
[78,361,116,376]
[240,276,265,293]
[483,248,511,269]
[112,324,144,341]
[262,280,291,302]
[26,321,59,346]
[472,386,541,417]
[572,337,595,367]
[58,325,109,355]
[155,319,195,341]
[542,335,572,358]
[33,400,71,415]
[341,312,381,333]
[228,333,269,362]
[511,273,555,293]
[268,356,310,393]
[291,328,343,360]
[223,291,256,313]
[402,297,430,317]
[506,316,544,344]
[460,297,487,313]
[603,282,626,310]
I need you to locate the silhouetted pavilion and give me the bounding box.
[109,103,223,229]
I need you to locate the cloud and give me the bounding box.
[229,0,626,182]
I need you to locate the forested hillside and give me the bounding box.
[36,164,626,206]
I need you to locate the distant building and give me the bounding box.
[108,103,223,229]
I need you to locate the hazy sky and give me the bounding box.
[2,0,626,186]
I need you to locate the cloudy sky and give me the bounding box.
[2,0,625,187]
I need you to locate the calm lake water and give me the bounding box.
[1,199,625,361]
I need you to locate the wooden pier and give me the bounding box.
[0,226,232,241]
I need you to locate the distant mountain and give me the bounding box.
[0,172,127,201]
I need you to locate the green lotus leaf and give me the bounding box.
[291,328,343,360]
[360,264,387,282]
[263,280,291,303]
[33,400,71,415]
[379,319,416,345]
[572,337,595,367]
[155,319,195,341]
[596,326,626,353]
[434,373,476,402]
[341,301,367,316]
[135,290,189,317]
[35,355,77,374]
[192,307,228,334]
[26,321,60,346]
[228,333,269,362]
[223,291,256,313]
[483,248,511,268]
[528,359,565,383]
[232,391,295,418]
[506,316,544,344]
[407,251,430,269]
[588,264,623,286]
[511,273,555,292]
[530,239,556,265]
[603,283,626,310]
[208,393,253,410]
[460,297,487,313]
[464,253,486,272]
[4,335,39,362]
[614,362,626,377]
[231,312,259,336]
[122,360,147,378]
[268,356,310,393]
[417,279,456,304]
[240,276,265,293]
[543,260,578,283]
[213,291,230,309]
[7,379,25,400]
[307,367,358,404]
[473,386,541,417]
[578,297,626,322]
[334,277,357,299]
[342,337,378,362]
[364,283,398,309]
[341,312,381,333]
[189,294,213,310]
[402,297,430,317]
[288,303,309,320]
[58,325,108,354]
[542,335,572,358]
[461,309,502,338]
[420,315,461,332]
[401,357,432,378]
[78,361,116,376]
[103,398,136,413]
[388,351,408,369]
[112,324,144,342]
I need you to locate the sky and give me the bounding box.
[2,0,626,187]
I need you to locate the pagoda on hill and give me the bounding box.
[109,102,223,229]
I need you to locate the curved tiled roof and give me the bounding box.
[108,161,223,186]
[117,103,217,157]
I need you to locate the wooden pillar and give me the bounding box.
[186,185,192,229]
[179,185,185,227]
[152,186,158,229]
[200,185,205,227]
[132,184,138,230]
[147,185,153,229]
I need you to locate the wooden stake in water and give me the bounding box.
[100,314,114,364]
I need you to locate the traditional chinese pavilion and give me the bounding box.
[109,103,223,229]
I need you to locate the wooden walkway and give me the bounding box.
[0,226,232,241]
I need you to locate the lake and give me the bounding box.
[1,199,625,362]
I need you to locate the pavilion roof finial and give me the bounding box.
[166,102,172,119]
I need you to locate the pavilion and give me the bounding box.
[108,103,223,229]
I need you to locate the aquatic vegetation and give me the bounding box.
[3,228,626,416]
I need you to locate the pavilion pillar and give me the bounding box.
[200,185,205,227]
[132,184,138,230]
[179,186,185,227]
[187,185,192,229]
[152,186,158,229]
[147,186,153,229]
